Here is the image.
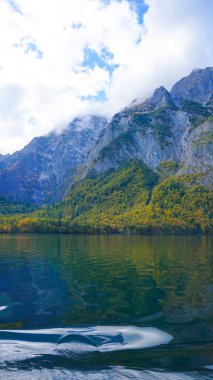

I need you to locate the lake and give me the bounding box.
[0,234,212,379]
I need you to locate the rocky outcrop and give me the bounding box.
[170,67,213,105]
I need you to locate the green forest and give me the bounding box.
[0,160,212,234]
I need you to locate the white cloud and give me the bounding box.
[106,0,213,111]
[0,0,212,153]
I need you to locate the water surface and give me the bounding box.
[0,234,212,379]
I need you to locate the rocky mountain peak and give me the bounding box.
[170,67,213,105]
[127,85,175,113]
[150,85,174,107]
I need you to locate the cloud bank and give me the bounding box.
[0,0,212,153]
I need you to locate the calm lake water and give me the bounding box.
[0,234,212,379]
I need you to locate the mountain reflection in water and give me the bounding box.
[0,234,212,379]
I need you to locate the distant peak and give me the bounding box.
[125,86,173,113]
[138,85,174,112]
[152,86,170,100]
[154,85,168,94]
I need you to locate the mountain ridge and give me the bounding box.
[0,116,107,204]
[80,67,213,188]
[0,67,212,206]
[0,67,212,234]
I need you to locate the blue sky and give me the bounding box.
[77,1,149,102]
[130,0,148,24]
[0,0,212,153]
[81,0,148,101]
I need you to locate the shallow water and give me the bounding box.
[0,234,212,379]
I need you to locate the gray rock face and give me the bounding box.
[83,67,213,186]
[0,116,107,204]
[178,119,213,186]
[170,67,213,105]
[0,155,5,170]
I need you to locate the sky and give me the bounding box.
[0,0,213,154]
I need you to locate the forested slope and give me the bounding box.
[0,160,212,234]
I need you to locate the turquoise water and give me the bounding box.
[0,234,212,379]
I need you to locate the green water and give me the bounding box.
[0,234,212,379]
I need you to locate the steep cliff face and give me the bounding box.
[0,116,107,204]
[83,68,213,186]
[170,67,213,105]
[177,118,213,186]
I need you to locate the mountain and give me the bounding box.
[0,67,212,215]
[81,67,213,188]
[0,116,107,204]
[0,67,212,234]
